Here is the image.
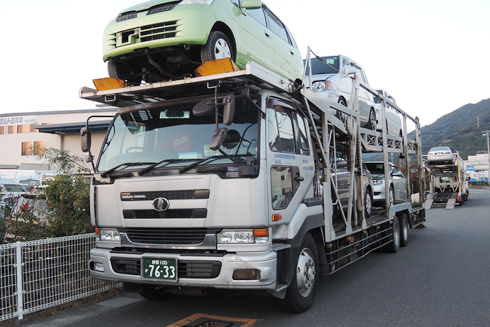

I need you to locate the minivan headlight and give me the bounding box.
[312,81,326,92]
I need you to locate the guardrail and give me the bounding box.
[0,233,120,321]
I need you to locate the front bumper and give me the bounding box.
[89,248,278,290]
[103,5,215,61]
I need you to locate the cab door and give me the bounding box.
[266,97,314,224]
[238,4,275,71]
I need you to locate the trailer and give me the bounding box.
[79,51,426,313]
[425,154,468,209]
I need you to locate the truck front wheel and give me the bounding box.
[279,233,319,313]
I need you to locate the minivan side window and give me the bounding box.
[246,7,267,26]
[264,7,290,44]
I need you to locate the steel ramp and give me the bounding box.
[445,193,458,210]
[424,193,436,209]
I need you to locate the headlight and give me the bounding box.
[372,178,385,185]
[218,229,269,244]
[97,228,121,241]
[312,81,326,92]
[179,0,214,4]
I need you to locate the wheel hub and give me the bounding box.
[214,38,231,59]
[296,248,316,297]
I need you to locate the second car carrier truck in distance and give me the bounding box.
[80,51,426,313]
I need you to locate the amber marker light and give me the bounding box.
[272,214,282,222]
[95,227,100,235]
[254,229,269,237]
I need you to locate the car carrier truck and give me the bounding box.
[80,50,426,313]
[425,153,468,209]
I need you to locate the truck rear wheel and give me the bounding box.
[385,217,400,253]
[399,213,409,247]
[279,233,318,313]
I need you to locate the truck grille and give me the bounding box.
[110,257,221,278]
[119,228,213,244]
[123,209,206,219]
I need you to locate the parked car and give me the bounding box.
[427,146,458,165]
[331,147,374,218]
[304,55,377,130]
[0,179,26,211]
[364,161,407,209]
[103,0,303,84]
[374,89,402,136]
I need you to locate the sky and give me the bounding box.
[1,0,489,127]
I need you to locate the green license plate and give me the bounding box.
[142,258,178,281]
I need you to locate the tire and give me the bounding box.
[200,31,234,63]
[139,285,173,301]
[386,216,400,253]
[382,186,395,209]
[279,233,318,313]
[366,109,376,130]
[364,188,373,218]
[399,213,409,247]
[336,98,348,125]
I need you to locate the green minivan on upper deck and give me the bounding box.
[103,0,303,84]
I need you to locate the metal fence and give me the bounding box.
[0,233,120,321]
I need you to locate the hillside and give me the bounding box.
[412,98,490,159]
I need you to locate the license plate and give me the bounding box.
[142,258,178,281]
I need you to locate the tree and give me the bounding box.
[32,145,90,174]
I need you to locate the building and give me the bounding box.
[0,108,116,171]
[464,153,490,183]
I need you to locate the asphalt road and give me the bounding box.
[20,189,490,327]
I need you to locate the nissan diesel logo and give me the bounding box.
[152,197,170,212]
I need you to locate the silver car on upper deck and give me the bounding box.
[304,55,377,130]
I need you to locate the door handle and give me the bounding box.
[264,31,271,38]
[290,50,295,55]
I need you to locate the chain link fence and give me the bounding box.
[1,233,120,321]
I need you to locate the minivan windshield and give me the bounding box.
[97,95,259,174]
[304,56,340,75]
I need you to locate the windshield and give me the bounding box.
[304,56,340,75]
[365,163,385,174]
[3,184,26,192]
[97,95,259,174]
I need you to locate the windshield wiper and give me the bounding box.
[178,156,223,174]
[178,154,250,174]
[138,159,186,176]
[100,162,154,177]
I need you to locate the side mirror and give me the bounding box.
[81,127,91,153]
[222,129,241,149]
[209,127,228,151]
[223,94,235,126]
[343,67,356,76]
[241,0,262,9]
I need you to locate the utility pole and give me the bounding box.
[483,130,490,186]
